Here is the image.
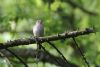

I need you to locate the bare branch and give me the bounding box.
[0,48,78,67]
[0,28,94,49]
[65,0,98,16]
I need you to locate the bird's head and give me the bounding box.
[36,20,43,25]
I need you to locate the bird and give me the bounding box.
[33,20,44,37]
[32,20,44,64]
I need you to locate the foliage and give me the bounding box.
[0,0,100,67]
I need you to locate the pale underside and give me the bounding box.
[33,23,44,37]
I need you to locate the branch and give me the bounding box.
[0,29,32,34]
[2,48,28,67]
[0,48,78,67]
[0,28,94,49]
[72,37,90,67]
[47,41,70,67]
[65,0,98,16]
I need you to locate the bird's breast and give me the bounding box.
[33,25,44,37]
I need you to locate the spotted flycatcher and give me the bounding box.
[33,20,44,37]
[33,20,44,63]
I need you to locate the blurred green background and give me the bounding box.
[0,0,100,67]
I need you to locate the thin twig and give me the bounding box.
[66,0,98,16]
[4,48,28,67]
[0,43,28,67]
[39,44,62,66]
[1,48,79,67]
[47,41,70,67]
[34,37,40,66]
[72,37,90,67]
[0,52,13,67]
